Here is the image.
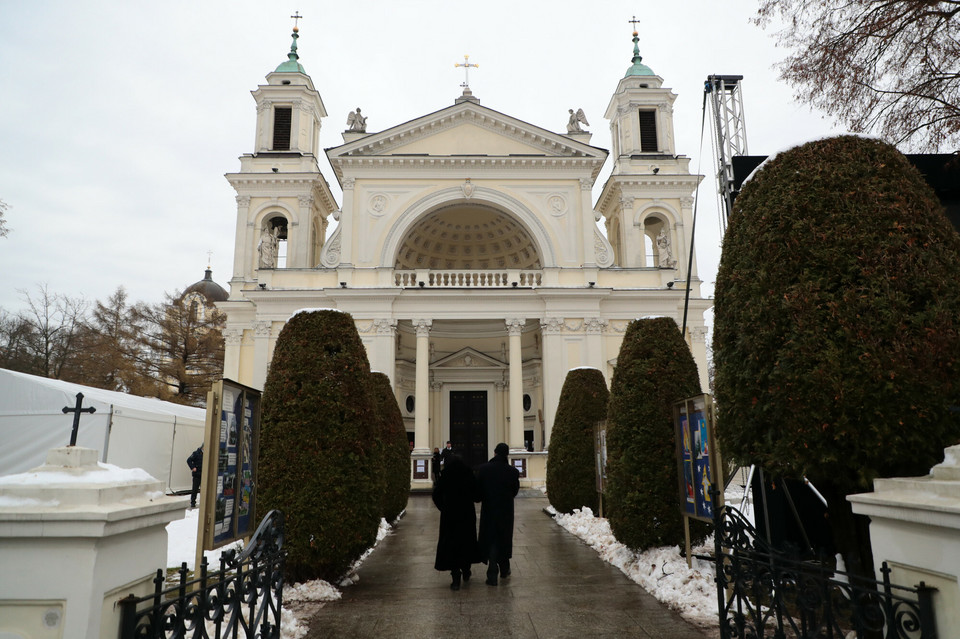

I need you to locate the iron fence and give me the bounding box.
[119,510,285,639]
[713,503,937,639]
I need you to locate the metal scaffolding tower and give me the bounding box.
[705,75,748,233]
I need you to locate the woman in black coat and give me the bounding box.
[432,455,479,590]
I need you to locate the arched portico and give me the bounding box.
[381,187,557,268]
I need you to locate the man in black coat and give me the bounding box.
[187,444,203,508]
[475,442,521,586]
[432,455,479,590]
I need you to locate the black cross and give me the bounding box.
[62,392,96,447]
[291,11,303,29]
[628,15,641,30]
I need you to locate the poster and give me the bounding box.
[202,379,261,550]
[674,395,720,523]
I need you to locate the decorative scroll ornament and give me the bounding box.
[594,227,614,268]
[320,225,342,267]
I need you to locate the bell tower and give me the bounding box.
[225,19,338,297]
[597,23,701,274]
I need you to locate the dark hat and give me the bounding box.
[494,442,509,456]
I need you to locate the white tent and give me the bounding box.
[0,368,206,492]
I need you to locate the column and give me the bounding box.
[584,317,608,371]
[413,319,432,454]
[339,178,355,266]
[580,178,596,266]
[539,317,563,447]
[506,318,526,451]
[372,319,398,386]
[430,381,443,449]
[252,320,272,391]
[222,329,243,383]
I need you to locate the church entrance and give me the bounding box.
[449,390,488,468]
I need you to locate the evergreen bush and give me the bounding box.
[256,310,381,583]
[370,371,411,523]
[546,367,608,514]
[605,317,705,551]
[713,135,960,575]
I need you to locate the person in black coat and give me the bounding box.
[186,444,203,508]
[475,442,521,586]
[432,454,480,590]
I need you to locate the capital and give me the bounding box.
[374,318,397,335]
[223,328,243,345]
[540,317,564,335]
[254,321,272,338]
[236,195,251,208]
[505,318,525,336]
[414,319,433,336]
[584,317,608,334]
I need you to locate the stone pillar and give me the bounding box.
[0,447,185,639]
[222,328,243,383]
[430,380,443,449]
[373,319,398,386]
[585,317,608,372]
[252,320,272,390]
[506,318,526,451]
[339,178,356,266]
[233,195,252,285]
[539,317,564,448]
[413,319,432,454]
[689,326,710,393]
[580,178,596,266]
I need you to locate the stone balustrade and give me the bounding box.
[394,269,542,288]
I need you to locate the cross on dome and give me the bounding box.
[291,11,303,31]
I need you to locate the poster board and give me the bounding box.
[674,394,721,523]
[198,379,262,556]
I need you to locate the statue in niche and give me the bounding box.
[258,226,279,268]
[656,229,677,268]
[567,108,589,133]
[346,108,367,133]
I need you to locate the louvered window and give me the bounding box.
[638,110,658,152]
[273,107,292,151]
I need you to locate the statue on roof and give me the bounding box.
[567,108,589,134]
[346,108,368,133]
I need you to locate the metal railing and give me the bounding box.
[119,511,285,639]
[713,503,937,638]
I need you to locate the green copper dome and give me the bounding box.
[624,31,654,77]
[275,28,306,74]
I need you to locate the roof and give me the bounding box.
[184,268,228,302]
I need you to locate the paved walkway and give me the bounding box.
[304,491,713,638]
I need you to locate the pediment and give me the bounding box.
[433,347,505,369]
[327,101,606,162]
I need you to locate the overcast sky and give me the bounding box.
[0,1,846,316]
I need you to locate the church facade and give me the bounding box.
[219,27,711,479]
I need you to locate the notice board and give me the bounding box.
[673,394,721,523]
[198,379,262,552]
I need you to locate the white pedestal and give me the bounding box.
[0,447,187,639]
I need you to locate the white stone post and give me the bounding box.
[0,447,186,639]
[372,319,398,386]
[413,319,432,454]
[506,318,526,451]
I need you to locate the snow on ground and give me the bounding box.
[166,509,395,639]
[549,505,718,629]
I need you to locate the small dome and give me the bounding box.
[624,31,655,77]
[184,268,228,303]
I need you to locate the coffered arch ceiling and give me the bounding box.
[394,204,543,270]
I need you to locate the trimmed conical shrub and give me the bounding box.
[546,367,608,514]
[370,371,411,523]
[713,135,960,576]
[605,317,704,552]
[257,310,381,582]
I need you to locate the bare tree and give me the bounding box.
[756,0,960,151]
[0,307,35,372]
[16,284,88,378]
[0,199,9,238]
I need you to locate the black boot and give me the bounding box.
[463,566,471,583]
[450,569,461,591]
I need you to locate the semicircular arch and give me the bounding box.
[381,187,557,268]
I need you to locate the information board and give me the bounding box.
[674,394,720,523]
[199,379,261,552]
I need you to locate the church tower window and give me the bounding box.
[272,107,292,150]
[638,110,658,152]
